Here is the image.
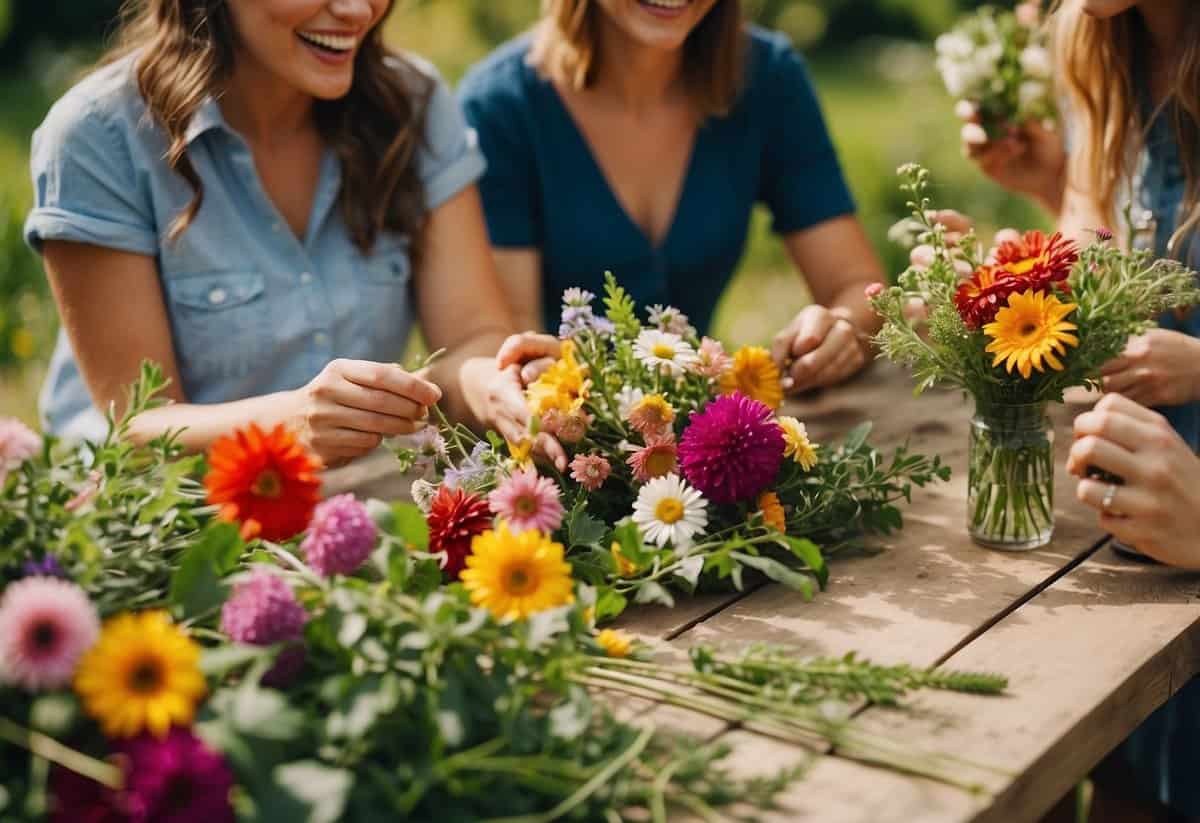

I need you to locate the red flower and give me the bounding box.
[992,230,1078,291]
[427,486,492,580]
[954,265,1027,329]
[205,424,322,542]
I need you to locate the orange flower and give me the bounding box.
[757,492,786,532]
[205,424,322,542]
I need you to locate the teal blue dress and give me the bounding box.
[457,26,856,334]
[1120,93,1200,815]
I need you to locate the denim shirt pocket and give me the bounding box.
[349,238,415,360]
[164,271,268,389]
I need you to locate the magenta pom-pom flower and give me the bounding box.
[0,576,99,690]
[488,468,565,534]
[678,393,785,504]
[300,493,378,577]
[220,570,307,645]
[119,729,236,823]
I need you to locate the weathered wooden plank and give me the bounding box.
[832,544,1200,823]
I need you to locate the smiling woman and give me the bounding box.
[22,0,538,468]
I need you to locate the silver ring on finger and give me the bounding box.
[1101,483,1119,515]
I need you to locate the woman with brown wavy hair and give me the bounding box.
[23,0,544,470]
[459,0,886,398]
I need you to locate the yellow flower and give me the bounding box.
[10,327,34,360]
[777,416,819,471]
[506,437,534,468]
[527,340,590,416]
[610,541,639,577]
[627,394,675,434]
[757,491,786,532]
[984,290,1079,379]
[596,628,633,658]
[461,523,575,620]
[74,611,206,739]
[582,606,596,627]
[720,346,783,410]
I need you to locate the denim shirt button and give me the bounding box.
[300,272,314,284]
[208,287,228,305]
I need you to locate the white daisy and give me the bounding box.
[632,474,708,549]
[410,478,438,514]
[633,330,700,377]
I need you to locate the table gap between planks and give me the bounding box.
[609,362,1200,823]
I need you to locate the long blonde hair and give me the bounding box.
[1054,0,1200,258]
[530,0,746,119]
[105,0,431,255]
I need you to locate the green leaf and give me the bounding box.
[784,537,828,589]
[733,553,814,600]
[527,605,571,647]
[549,687,593,739]
[390,502,429,552]
[270,761,353,823]
[566,508,606,548]
[168,522,244,618]
[633,581,675,608]
[327,676,402,740]
[594,588,628,621]
[842,422,874,453]
[200,644,272,678]
[674,556,704,589]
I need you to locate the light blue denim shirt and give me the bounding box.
[25,55,485,440]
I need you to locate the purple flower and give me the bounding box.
[443,441,493,491]
[220,571,307,645]
[300,493,378,577]
[120,729,235,823]
[21,554,68,580]
[678,393,785,504]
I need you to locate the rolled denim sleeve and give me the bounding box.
[415,65,487,212]
[24,96,157,256]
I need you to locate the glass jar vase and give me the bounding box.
[967,401,1055,550]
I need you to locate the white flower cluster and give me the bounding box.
[934,2,1055,139]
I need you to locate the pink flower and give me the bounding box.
[678,393,785,504]
[627,434,679,483]
[488,468,565,534]
[1094,226,1114,242]
[569,454,611,491]
[300,494,378,577]
[64,470,104,512]
[541,408,590,445]
[0,417,40,482]
[864,282,885,299]
[695,337,733,379]
[0,577,99,690]
[220,570,307,645]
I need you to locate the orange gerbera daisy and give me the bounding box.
[992,230,1078,290]
[205,424,322,542]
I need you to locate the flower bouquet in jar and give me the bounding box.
[400,275,948,620]
[871,165,1200,550]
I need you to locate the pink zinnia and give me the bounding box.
[678,393,785,504]
[487,468,565,534]
[0,417,40,481]
[569,454,611,491]
[695,337,733,378]
[627,434,678,483]
[300,493,378,577]
[220,570,307,645]
[0,577,99,690]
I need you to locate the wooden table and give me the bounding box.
[610,362,1200,823]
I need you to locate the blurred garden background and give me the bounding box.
[0,0,1047,426]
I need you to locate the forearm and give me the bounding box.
[125,391,297,452]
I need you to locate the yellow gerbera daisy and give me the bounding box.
[626,394,675,434]
[461,523,575,620]
[757,491,786,532]
[596,628,634,658]
[983,290,1079,379]
[719,346,783,410]
[527,340,590,416]
[777,416,819,471]
[610,541,639,578]
[74,611,206,739]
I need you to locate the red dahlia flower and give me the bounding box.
[427,486,492,579]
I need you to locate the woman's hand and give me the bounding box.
[1099,329,1200,408]
[771,305,868,394]
[959,107,1066,213]
[492,332,567,470]
[497,332,561,385]
[289,359,442,467]
[1068,393,1200,568]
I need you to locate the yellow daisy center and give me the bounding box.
[252,469,283,498]
[652,343,676,360]
[655,498,684,524]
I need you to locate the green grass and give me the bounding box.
[0,15,1049,425]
